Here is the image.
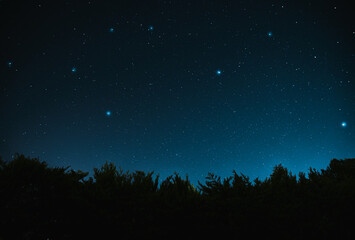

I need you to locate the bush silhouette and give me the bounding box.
[0,154,354,239]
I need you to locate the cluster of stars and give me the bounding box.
[2,0,353,186]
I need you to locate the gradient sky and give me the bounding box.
[1,0,354,184]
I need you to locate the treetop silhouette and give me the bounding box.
[1,154,354,239]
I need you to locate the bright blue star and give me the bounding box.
[71,67,77,73]
[216,70,222,76]
[268,31,273,37]
[106,111,111,117]
[8,61,12,67]
[148,25,154,31]
[341,122,347,127]
[109,27,114,33]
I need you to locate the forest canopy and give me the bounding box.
[1,154,354,239]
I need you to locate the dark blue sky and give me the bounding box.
[1,0,354,184]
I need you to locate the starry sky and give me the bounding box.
[1,0,354,184]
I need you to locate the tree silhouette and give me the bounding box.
[0,154,354,239]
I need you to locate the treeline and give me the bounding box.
[0,154,354,239]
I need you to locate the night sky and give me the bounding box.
[1,0,354,184]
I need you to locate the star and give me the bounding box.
[8,61,12,67]
[216,69,222,76]
[71,67,77,73]
[148,25,154,31]
[106,111,111,117]
[268,31,273,37]
[341,122,347,127]
[109,27,114,33]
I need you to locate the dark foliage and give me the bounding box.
[1,154,354,239]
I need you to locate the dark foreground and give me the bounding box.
[0,154,354,239]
